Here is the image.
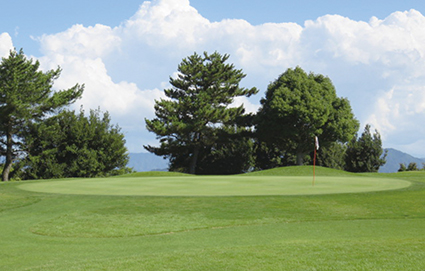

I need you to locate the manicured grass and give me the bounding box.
[19,166,410,196]
[0,167,424,270]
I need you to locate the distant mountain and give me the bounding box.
[379,148,425,173]
[128,149,423,173]
[128,153,168,172]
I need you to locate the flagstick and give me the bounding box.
[313,147,316,186]
[313,136,319,186]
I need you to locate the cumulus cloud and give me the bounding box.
[0,33,14,57]
[14,0,425,156]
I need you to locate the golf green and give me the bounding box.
[18,175,411,196]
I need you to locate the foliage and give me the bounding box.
[18,108,130,179]
[344,124,387,172]
[399,162,425,172]
[407,162,419,171]
[398,163,407,172]
[0,49,83,181]
[166,125,254,175]
[144,52,258,174]
[256,67,359,165]
[195,126,255,175]
[253,141,297,170]
[316,141,347,170]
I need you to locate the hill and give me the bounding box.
[380,148,425,173]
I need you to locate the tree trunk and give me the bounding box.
[2,159,12,182]
[2,131,13,182]
[296,152,305,166]
[189,145,200,174]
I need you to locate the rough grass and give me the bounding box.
[1,167,424,270]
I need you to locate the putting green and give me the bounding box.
[18,175,411,196]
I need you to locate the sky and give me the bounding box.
[1,0,425,158]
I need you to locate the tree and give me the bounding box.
[0,49,83,181]
[398,163,407,172]
[256,67,359,165]
[18,108,130,179]
[195,126,254,175]
[144,52,258,174]
[407,162,419,172]
[253,141,297,170]
[344,124,387,173]
[316,141,347,170]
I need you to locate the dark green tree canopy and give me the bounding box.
[256,67,359,165]
[18,108,129,179]
[144,51,258,174]
[0,49,83,181]
[316,141,347,171]
[345,124,387,173]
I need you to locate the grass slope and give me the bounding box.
[0,167,424,270]
[245,165,357,176]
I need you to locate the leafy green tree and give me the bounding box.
[253,141,297,170]
[398,163,407,172]
[0,49,83,181]
[195,126,254,175]
[18,108,130,179]
[407,162,418,171]
[256,67,359,165]
[144,52,258,174]
[344,124,387,173]
[316,141,347,170]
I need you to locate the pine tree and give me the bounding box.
[0,49,83,181]
[345,124,387,172]
[144,52,257,174]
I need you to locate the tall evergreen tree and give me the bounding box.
[0,49,83,181]
[256,67,359,165]
[144,52,258,174]
[345,124,387,172]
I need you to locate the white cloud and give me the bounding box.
[232,96,260,114]
[0,33,14,57]
[38,24,121,58]
[24,0,425,157]
[121,0,209,49]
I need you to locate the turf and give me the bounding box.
[18,166,409,196]
[0,167,424,270]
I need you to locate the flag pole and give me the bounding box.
[313,136,319,186]
[313,146,316,186]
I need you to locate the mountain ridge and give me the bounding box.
[379,148,425,173]
[127,149,425,173]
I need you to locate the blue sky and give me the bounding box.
[1,0,425,158]
[192,0,425,24]
[3,0,425,55]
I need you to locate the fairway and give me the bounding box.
[18,175,410,196]
[2,169,425,270]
